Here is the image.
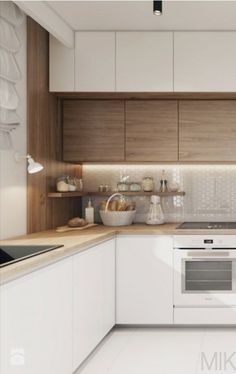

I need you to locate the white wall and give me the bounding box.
[0,14,27,239]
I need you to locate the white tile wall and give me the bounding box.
[82,165,236,223]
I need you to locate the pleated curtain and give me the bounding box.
[0,1,23,149]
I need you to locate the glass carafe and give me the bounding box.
[146,195,165,225]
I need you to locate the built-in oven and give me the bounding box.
[173,236,236,307]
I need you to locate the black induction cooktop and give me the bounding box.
[0,245,63,268]
[177,222,236,230]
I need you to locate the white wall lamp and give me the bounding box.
[153,0,162,15]
[15,152,44,174]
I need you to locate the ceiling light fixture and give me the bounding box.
[153,0,162,15]
[15,152,44,174]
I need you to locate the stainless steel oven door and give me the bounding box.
[174,249,236,307]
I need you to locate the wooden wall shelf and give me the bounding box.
[89,191,185,197]
[48,192,86,198]
[48,191,185,198]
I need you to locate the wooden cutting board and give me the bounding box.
[56,223,98,233]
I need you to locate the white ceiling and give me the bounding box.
[47,1,236,31]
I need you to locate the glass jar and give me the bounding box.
[130,182,142,192]
[117,181,129,192]
[142,177,154,192]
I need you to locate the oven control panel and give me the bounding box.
[173,235,236,248]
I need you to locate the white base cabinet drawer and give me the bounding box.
[174,308,236,325]
[116,236,173,325]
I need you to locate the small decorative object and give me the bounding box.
[68,184,77,191]
[130,182,142,192]
[169,182,179,192]
[117,174,130,192]
[75,178,83,192]
[142,177,154,192]
[57,177,69,192]
[67,176,77,191]
[159,169,168,192]
[56,176,82,192]
[85,198,94,224]
[117,181,129,192]
[104,185,111,192]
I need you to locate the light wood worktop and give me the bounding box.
[2,223,236,285]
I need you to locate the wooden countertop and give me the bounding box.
[2,223,236,285]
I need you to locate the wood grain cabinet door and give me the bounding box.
[63,100,125,162]
[125,100,178,161]
[179,100,236,161]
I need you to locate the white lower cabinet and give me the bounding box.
[116,235,173,325]
[174,308,236,325]
[0,257,73,374]
[73,239,116,371]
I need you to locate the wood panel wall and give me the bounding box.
[27,17,81,233]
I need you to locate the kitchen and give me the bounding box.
[2,1,236,373]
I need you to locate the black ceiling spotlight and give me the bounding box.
[153,0,162,15]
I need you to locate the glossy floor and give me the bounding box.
[76,327,236,374]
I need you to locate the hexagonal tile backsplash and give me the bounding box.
[82,165,236,222]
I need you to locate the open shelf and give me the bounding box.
[48,191,185,198]
[47,192,87,198]
[89,191,185,197]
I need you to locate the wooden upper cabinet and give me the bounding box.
[63,100,125,162]
[116,32,173,92]
[179,100,236,161]
[174,32,236,92]
[125,101,178,162]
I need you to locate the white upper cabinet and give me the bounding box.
[116,235,173,325]
[75,32,115,91]
[116,32,173,92]
[174,32,236,92]
[50,30,236,92]
[49,35,75,91]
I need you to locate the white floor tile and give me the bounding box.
[77,327,236,374]
[109,328,204,374]
[196,327,236,374]
[76,328,135,374]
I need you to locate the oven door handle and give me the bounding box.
[187,251,230,257]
